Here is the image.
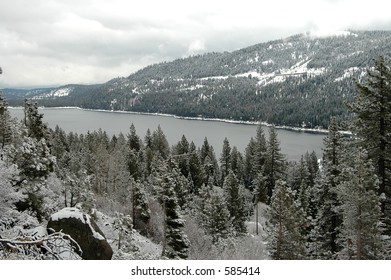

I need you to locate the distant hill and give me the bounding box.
[3,30,391,128]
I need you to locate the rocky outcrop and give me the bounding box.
[47,208,113,260]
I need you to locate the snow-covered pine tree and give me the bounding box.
[151,125,170,159]
[0,158,25,234]
[198,185,231,243]
[200,137,220,186]
[14,135,57,222]
[23,100,48,140]
[310,117,344,259]
[187,142,203,194]
[244,126,267,189]
[337,148,387,259]
[219,137,231,184]
[130,179,151,232]
[264,125,286,202]
[347,56,391,234]
[127,123,142,152]
[230,146,245,183]
[150,156,189,259]
[223,171,247,235]
[267,179,307,259]
[171,164,190,210]
[175,134,190,155]
[172,135,191,178]
[141,129,154,176]
[254,125,268,174]
[296,154,318,222]
[252,172,268,204]
[161,170,190,259]
[244,137,257,188]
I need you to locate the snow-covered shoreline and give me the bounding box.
[9,106,333,135]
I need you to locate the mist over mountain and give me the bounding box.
[4,30,391,128]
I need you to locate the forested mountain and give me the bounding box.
[4,30,391,128]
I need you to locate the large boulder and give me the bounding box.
[47,208,113,260]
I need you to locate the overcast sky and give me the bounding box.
[1,0,391,88]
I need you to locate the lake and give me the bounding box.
[9,107,325,161]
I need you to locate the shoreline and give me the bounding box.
[9,106,334,135]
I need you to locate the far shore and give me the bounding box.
[9,106,349,136]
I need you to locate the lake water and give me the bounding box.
[9,107,325,161]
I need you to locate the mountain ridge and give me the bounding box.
[3,30,391,128]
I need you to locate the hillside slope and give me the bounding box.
[4,30,391,128]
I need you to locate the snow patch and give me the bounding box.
[51,87,72,97]
[262,59,274,65]
[334,67,363,82]
[94,211,161,259]
[33,87,73,99]
[200,75,229,81]
[256,59,326,86]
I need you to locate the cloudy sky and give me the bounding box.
[1,0,391,88]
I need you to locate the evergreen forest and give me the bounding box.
[1,56,391,260]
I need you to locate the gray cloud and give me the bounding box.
[1,0,391,88]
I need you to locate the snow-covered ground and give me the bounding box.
[33,87,73,99]
[198,58,325,87]
[94,211,161,260]
[334,67,365,82]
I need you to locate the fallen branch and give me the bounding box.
[0,231,82,260]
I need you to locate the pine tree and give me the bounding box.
[150,156,190,259]
[161,169,190,259]
[24,100,48,140]
[130,179,151,232]
[200,138,219,186]
[219,137,231,184]
[200,137,212,164]
[175,134,190,155]
[295,154,318,220]
[254,125,268,174]
[252,172,268,204]
[202,186,231,243]
[187,142,203,194]
[172,135,190,179]
[127,123,142,152]
[244,137,257,187]
[264,125,286,201]
[230,146,245,183]
[223,171,247,234]
[167,158,189,209]
[267,179,307,259]
[143,129,154,176]
[310,117,344,259]
[126,148,141,180]
[244,126,267,189]
[347,56,391,233]
[337,148,387,259]
[151,125,169,159]
[0,157,25,230]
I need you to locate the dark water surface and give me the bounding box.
[10,108,325,161]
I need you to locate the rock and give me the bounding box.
[47,208,113,260]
